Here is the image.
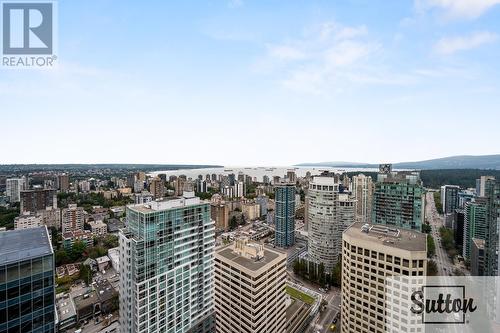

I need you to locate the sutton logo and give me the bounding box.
[410,286,477,324]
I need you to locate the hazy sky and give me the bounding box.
[1,0,500,166]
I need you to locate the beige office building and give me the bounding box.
[341,223,427,333]
[352,174,373,223]
[214,238,287,333]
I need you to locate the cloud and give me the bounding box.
[434,31,497,54]
[228,0,243,8]
[416,0,500,20]
[267,45,306,61]
[261,22,387,94]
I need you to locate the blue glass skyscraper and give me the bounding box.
[0,227,55,333]
[274,184,296,248]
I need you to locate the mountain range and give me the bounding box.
[295,154,500,170]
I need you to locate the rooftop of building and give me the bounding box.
[96,256,110,264]
[310,176,338,186]
[74,290,99,310]
[472,238,485,249]
[106,218,125,232]
[216,239,286,274]
[56,293,77,322]
[89,220,106,226]
[0,227,53,265]
[95,279,117,302]
[344,222,426,252]
[128,193,204,213]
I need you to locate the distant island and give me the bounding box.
[296,154,500,170]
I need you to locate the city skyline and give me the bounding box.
[2,0,500,165]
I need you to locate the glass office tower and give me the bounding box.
[0,227,55,333]
[274,183,296,248]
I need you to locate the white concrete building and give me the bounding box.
[89,220,107,236]
[6,177,26,203]
[307,176,356,272]
[107,247,119,271]
[14,213,43,230]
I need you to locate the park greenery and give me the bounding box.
[439,227,457,258]
[285,286,315,305]
[57,192,132,212]
[427,260,438,276]
[0,205,19,229]
[427,234,436,258]
[55,235,119,266]
[433,192,443,214]
[421,223,431,234]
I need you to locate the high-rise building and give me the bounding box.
[211,203,229,230]
[483,178,500,276]
[57,174,69,192]
[454,209,465,254]
[307,176,356,272]
[214,238,287,333]
[458,189,475,209]
[0,227,55,333]
[196,179,208,193]
[5,177,26,202]
[286,170,296,183]
[462,198,487,259]
[20,188,57,214]
[119,191,215,333]
[149,177,165,199]
[134,191,154,204]
[372,167,425,231]
[255,195,268,216]
[352,174,373,223]
[61,204,84,233]
[477,175,495,197]
[228,173,236,186]
[274,183,296,248]
[440,185,460,214]
[235,181,245,198]
[341,223,427,333]
[471,238,485,276]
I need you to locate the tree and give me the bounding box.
[88,246,107,259]
[331,261,342,287]
[434,192,443,214]
[71,240,87,261]
[79,264,93,285]
[427,260,438,276]
[55,249,70,266]
[421,224,431,234]
[318,263,326,287]
[103,235,119,249]
[110,294,119,312]
[427,234,436,258]
[229,216,238,230]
